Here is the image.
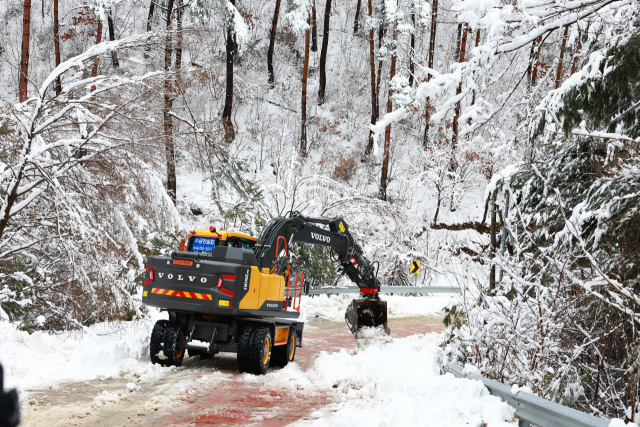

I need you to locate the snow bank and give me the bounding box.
[300,333,516,427]
[0,311,166,390]
[300,294,452,322]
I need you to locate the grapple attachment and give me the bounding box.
[345,298,390,336]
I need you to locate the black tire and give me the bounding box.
[236,326,253,373]
[162,323,186,367]
[271,328,297,368]
[150,320,169,365]
[248,326,272,375]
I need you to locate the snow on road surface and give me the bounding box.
[300,294,454,323]
[298,330,517,427]
[0,295,451,391]
[1,295,527,427]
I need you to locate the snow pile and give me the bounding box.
[354,325,393,349]
[254,362,315,393]
[117,358,175,383]
[301,333,516,426]
[0,313,165,390]
[300,294,452,322]
[92,390,121,407]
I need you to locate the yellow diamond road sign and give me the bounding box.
[410,261,420,274]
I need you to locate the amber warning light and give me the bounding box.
[173,259,194,267]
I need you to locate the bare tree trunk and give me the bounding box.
[532,35,542,86]
[376,27,385,121]
[433,191,441,223]
[489,199,497,291]
[311,1,318,52]
[267,0,282,87]
[107,9,119,68]
[164,0,176,203]
[53,0,62,95]
[144,0,155,58]
[422,0,438,147]
[301,16,311,156]
[454,23,462,60]
[222,0,236,144]
[571,39,582,76]
[318,0,332,105]
[379,28,396,201]
[409,12,415,87]
[452,23,468,150]
[91,17,103,93]
[364,0,377,156]
[471,28,480,108]
[175,0,183,70]
[527,40,535,84]
[556,25,569,89]
[354,0,361,34]
[19,0,32,102]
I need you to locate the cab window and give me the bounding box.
[227,237,256,249]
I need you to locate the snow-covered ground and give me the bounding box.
[299,294,455,323]
[298,331,516,427]
[0,309,167,391]
[3,295,631,426]
[0,295,450,391]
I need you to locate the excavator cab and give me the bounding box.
[184,228,257,253]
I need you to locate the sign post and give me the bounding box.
[410,261,420,286]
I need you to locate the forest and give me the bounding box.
[0,0,639,422]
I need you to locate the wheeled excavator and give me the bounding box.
[141,212,388,374]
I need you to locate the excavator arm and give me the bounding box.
[254,212,389,336]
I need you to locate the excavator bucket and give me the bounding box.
[345,298,390,337]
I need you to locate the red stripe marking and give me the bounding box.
[144,280,150,286]
[175,291,185,298]
[189,292,197,299]
[223,275,236,280]
[205,294,212,300]
[220,288,235,297]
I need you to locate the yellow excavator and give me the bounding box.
[142,212,388,374]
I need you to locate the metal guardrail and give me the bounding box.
[305,285,462,295]
[442,362,609,427]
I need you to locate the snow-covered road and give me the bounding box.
[2,296,518,426]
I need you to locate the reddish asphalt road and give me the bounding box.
[163,317,445,427]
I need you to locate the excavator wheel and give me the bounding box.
[162,323,186,367]
[237,326,254,373]
[150,320,169,365]
[249,326,272,375]
[271,328,296,367]
[345,298,390,337]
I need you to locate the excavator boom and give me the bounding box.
[254,212,389,336]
